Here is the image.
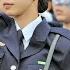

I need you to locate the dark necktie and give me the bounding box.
[17,30,24,43]
[17,30,24,59]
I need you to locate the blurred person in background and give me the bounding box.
[47,0,63,27]
[52,0,70,29]
[46,0,70,70]
[39,0,62,27]
[39,0,53,22]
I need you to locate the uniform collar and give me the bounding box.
[15,15,42,41]
[51,27,70,40]
[39,10,53,22]
[20,18,51,59]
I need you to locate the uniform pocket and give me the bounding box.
[0,48,4,58]
[27,65,44,70]
[0,47,5,69]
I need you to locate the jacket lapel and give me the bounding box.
[21,19,50,59]
[0,20,20,62]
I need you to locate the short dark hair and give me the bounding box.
[38,0,48,13]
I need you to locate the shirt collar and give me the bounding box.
[15,15,42,41]
[39,11,53,22]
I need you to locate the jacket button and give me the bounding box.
[10,65,16,70]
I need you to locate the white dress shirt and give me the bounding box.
[15,16,42,50]
[39,10,53,22]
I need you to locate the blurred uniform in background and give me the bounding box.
[39,0,53,22]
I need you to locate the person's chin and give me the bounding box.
[56,16,65,21]
[3,10,16,17]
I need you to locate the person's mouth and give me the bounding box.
[3,2,14,9]
[55,9,62,15]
